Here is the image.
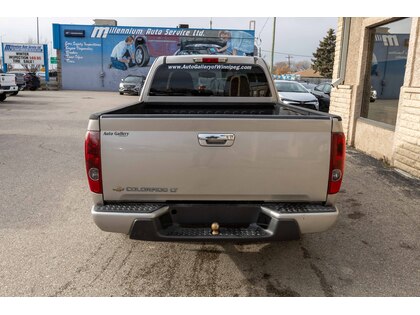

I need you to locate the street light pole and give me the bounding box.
[36,17,39,44]
[0,34,5,72]
[270,17,276,74]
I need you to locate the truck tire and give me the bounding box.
[11,91,19,96]
[0,93,6,102]
[135,44,150,67]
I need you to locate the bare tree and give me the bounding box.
[273,61,291,75]
[294,60,311,72]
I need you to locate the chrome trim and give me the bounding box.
[198,133,235,147]
[92,205,169,234]
[260,206,339,234]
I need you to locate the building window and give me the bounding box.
[361,18,412,126]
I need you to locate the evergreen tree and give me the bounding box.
[312,28,336,78]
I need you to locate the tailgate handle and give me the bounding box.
[198,133,235,147]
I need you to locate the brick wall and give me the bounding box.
[332,18,343,80]
[329,17,420,179]
[329,18,354,141]
[393,87,420,177]
[330,85,352,140]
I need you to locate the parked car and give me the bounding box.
[8,72,26,95]
[312,83,377,113]
[119,75,146,95]
[370,86,377,102]
[298,82,317,92]
[274,80,319,111]
[311,82,332,112]
[24,73,41,91]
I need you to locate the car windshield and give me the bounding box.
[275,81,308,93]
[149,64,271,97]
[124,76,142,83]
[300,83,315,90]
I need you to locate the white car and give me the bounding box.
[274,80,319,111]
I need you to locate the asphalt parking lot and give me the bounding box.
[0,90,419,297]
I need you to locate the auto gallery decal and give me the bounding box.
[52,24,256,91]
[103,131,129,137]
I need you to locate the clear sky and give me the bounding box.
[0,17,337,64]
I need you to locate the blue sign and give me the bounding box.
[1,42,49,81]
[52,23,255,91]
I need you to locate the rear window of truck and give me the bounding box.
[149,64,272,97]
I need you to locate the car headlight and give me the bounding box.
[280,98,293,105]
[119,83,124,88]
[306,100,319,105]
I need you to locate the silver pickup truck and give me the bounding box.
[0,73,19,102]
[85,55,345,242]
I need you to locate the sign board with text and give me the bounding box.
[1,43,49,81]
[52,23,255,91]
[2,43,44,65]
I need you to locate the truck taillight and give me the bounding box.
[328,132,345,194]
[193,57,227,63]
[85,131,102,194]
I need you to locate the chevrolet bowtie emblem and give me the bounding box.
[113,186,125,192]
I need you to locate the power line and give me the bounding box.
[258,17,270,39]
[261,49,312,58]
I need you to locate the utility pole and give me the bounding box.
[36,17,39,44]
[286,54,293,69]
[270,17,276,74]
[0,34,5,71]
[210,18,213,29]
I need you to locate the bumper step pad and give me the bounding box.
[94,203,165,213]
[263,203,336,213]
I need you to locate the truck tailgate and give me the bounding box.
[100,117,332,202]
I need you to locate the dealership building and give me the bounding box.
[330,17,420,178]
[52,23,255,91]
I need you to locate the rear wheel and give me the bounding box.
[0,93,6,102]
[135,44,150,67]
